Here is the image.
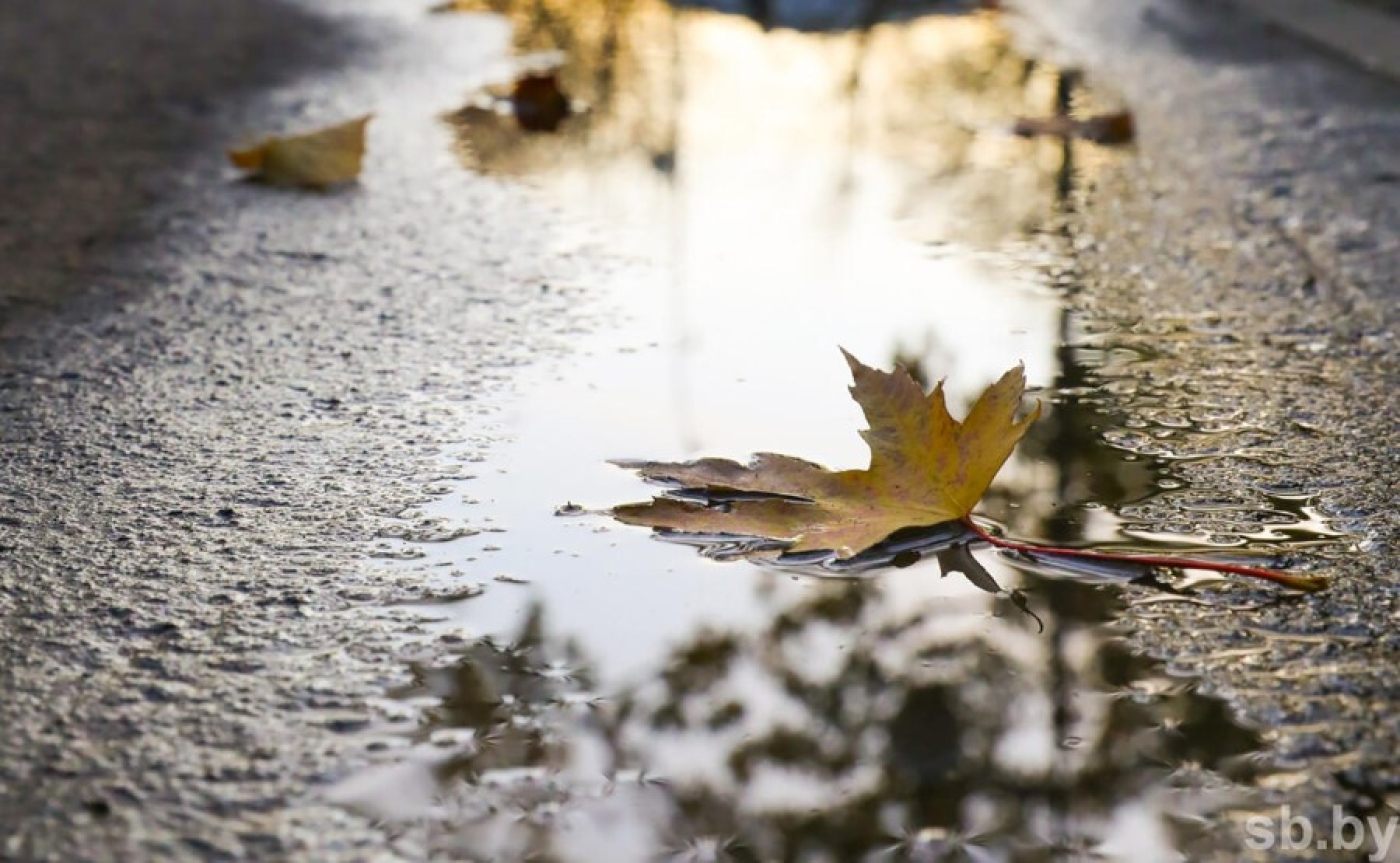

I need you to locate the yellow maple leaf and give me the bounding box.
[612,349,1040,557]
[228,115,372,189]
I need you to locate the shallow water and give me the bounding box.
[330,2,1347,858]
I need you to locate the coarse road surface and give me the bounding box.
[1,0,1397,859]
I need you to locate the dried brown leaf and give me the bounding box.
[613,351,1040,557]
[228,115,372,189]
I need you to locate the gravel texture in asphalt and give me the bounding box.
[1015,0,1400,850]
[0,3,598,859]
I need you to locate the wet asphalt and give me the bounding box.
[1,0,1397,860]
[0,2,592,859]
[1017,0,1400,847]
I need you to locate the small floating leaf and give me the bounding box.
[510,72,572,133]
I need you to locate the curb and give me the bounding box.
[1230,0,1400,82]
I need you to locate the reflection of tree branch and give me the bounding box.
[604,576,1263,858]
[361,573,1264,859]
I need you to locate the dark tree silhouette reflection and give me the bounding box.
[611,572,1263,861]
[338,566,1266,861]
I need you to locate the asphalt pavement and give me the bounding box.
[1,0,1397,859]
[0,0,353,331]
[1,2,591,859]
[1014,0,1400,850]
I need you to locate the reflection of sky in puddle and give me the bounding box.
[333,4,1291,858]
[411,3,1078,682]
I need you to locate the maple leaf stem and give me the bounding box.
[959,516,1329,592]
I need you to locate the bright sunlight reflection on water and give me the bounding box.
[431,0,1083,687]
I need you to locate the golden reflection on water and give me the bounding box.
[441,0,1143,541]
[447,1,1100,244]
[442,0,1104,465]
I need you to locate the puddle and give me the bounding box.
[337,577,1267,861]
[332,1,1350,857]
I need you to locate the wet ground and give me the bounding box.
[1016,1,1400,859]
[1,0,1397,860]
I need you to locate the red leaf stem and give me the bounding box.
[961,516,1329,592]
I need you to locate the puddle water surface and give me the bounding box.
[331,2,1349,858]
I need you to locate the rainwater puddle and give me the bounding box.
[333,2,1348,858]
